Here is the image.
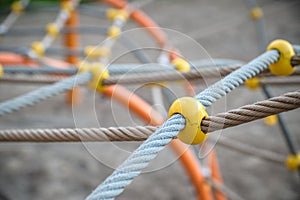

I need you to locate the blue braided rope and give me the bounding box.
[195,50,279,108]
[86,114,185,200]
[0,72,92,116]
[86,50,280,200]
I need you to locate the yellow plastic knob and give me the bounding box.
[168,97,208,145]
[285,153,300,171]
[61,1,73,12]
[46,23,59,37]
[84,46,111,59]
[11,1,23,14]
[267,39,295,76]
[250,7,263,20]
[78,61,109,92]
[0,64,3,77]
[245,77,260,89]
[31,41,45,57]
[172,58,190,72]
[264,115,278,126]
[107,26,121,39]
[106,9,129,21]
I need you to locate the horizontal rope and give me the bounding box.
[0,126,155,142]
[2,89,299,143]
[201,90,300,133]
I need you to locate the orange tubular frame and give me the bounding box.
[64,0,81,105]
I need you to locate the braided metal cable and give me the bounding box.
[195,50,279,107]
[0,72,91,116]
[201,90,300,133]
[0,74,65,84]
[0,126,156,142]
[85,114,185,200]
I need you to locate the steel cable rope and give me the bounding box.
[0,72,91,116]
[1,89,298,147]
[85,50,279,199]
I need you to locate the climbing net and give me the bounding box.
[0,0,300,199]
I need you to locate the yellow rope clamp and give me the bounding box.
[250,7,263,20]
[31,41,45,57]
[285,153,300,171]
[0,64,3,77]
[263,115,278,126]
[11,1,24,14]
[106,9,129,21]
[171,57,190,72]
[78,61,110,92]
[267,39,295,76]
[107,26,121,39]
[245,77,260,89]
[61,1,73,13]
[84,46,111,59]
[46,23,59,37]
[168,97,208,145]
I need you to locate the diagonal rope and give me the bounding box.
[0,72,91,116]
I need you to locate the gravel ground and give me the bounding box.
[0,0,300,200]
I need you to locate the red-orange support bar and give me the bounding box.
[63,0,81,105]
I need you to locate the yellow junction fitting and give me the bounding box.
[11,1,24,14]
[106,8,129,21]
[267,39,295,76]
[46,23,59,37]
[264,115,278,126]
[250,7,263,20]
[84,46,111,59]
[0,64,3,77]
[245,77,260,89]
[61,1,73,13]
[172,57,190,72]
[78,61,110,91]
[285,153,300,171]
[107,26,121,39]
[168,97,208,145]
[31,41,45,57]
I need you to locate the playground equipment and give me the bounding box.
[0,0,300,199]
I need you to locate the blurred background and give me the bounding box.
[0,0,299,199]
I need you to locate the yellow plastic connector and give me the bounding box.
[264,115,278,126]
[46,23,59,37]
[31,41,45,57]
[245,77,260,89]
[267,39,295,76]
[250,7,263,20]
[61,1,73,12]
[78,61,109,91]
[285,153,300,171]
[172,58,190,72]
[107,26,121,39]
[168,97,208,145]
[106,8,129,21]
[84,46,111,59]
[0,64,3,77]
[11,1,24,14]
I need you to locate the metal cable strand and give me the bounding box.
[102,66,240,85]
[85,114,185,200]
[0,126,156,142]
[0,72,91,116]
[0,74,65,84]
[201,90,300,133]
[195,50,279,107]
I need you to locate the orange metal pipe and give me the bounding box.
[209,150,227,200]
[102,85,214,200]
[63,0,81,105]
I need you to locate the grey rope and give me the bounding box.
[201,90,300,133]
[0,72,91,116]
[195,50,279,107]
[0,126,156,142]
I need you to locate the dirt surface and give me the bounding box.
[0,0,300,200]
